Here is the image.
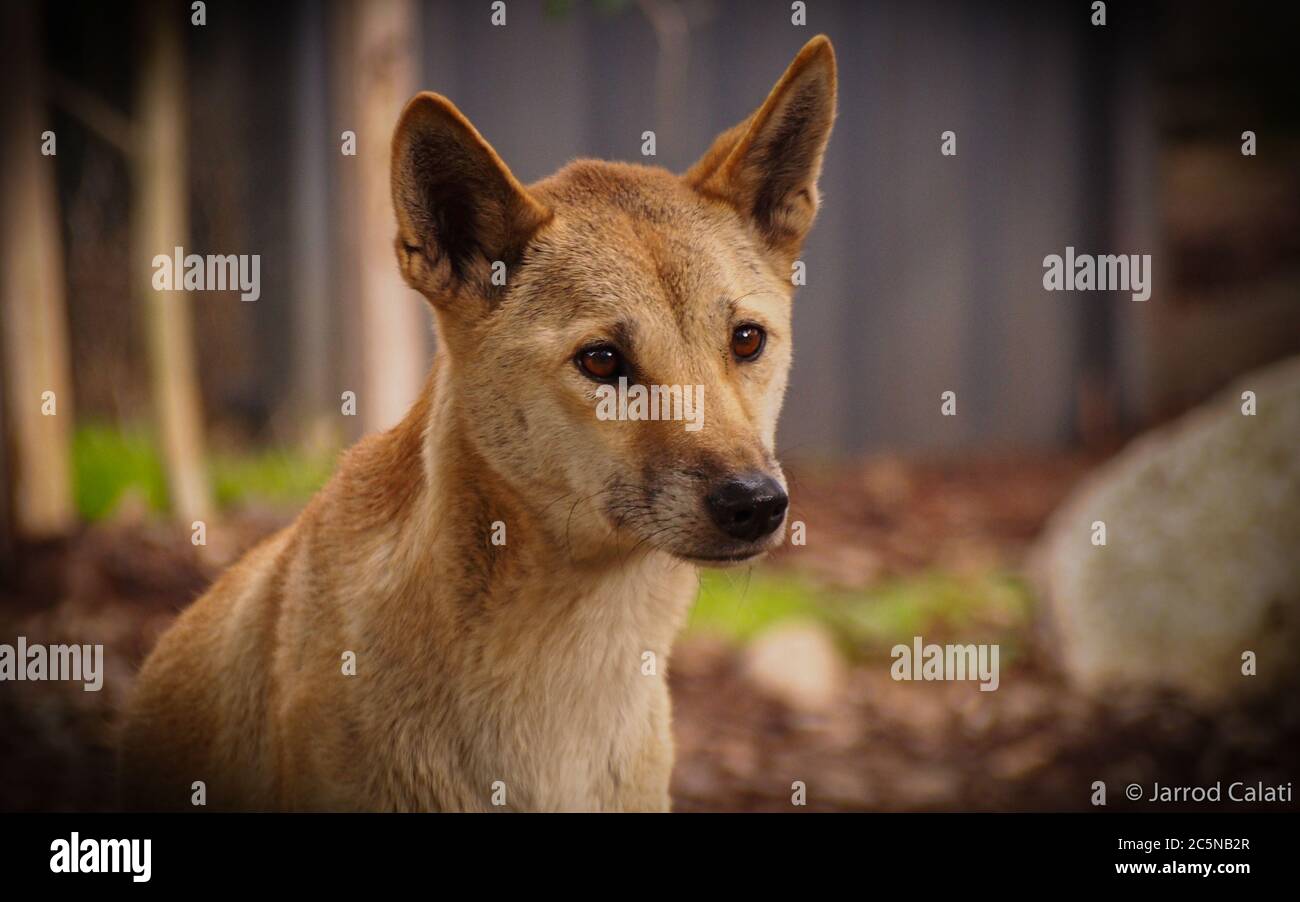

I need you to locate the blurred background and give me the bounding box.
[1,0,1297,811]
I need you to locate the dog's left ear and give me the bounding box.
[391,92,552,304]
[687,35,836,255]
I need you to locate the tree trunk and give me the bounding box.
[135,5,211,524]
[333,0,427,438]
[0,1,76,542]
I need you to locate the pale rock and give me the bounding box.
[1033,356,1300,703]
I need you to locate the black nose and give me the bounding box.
[705,472,788,542]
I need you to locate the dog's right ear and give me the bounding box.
[686,36,836,262]
[391,93,551,303]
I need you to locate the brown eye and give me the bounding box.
[731,324,765,361]
[577,346,623,381]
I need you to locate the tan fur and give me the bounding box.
[120,37,836,812]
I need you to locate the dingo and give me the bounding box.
[121,36,836,811]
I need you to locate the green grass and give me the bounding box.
[210,447,336,509]
[689,568,1035,660]
[71,425,170,519]
[71,424,336,520]
[690,570,826,643]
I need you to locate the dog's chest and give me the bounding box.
[507,658,668,811]
[422,562,694,811]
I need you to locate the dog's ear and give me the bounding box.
[391,92,551,302]
[687,35,836,256]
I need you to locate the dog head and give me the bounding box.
[391,36,836,565]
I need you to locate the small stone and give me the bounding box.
[742,620,847,713]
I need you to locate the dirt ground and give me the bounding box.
[2,454,1296,812]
